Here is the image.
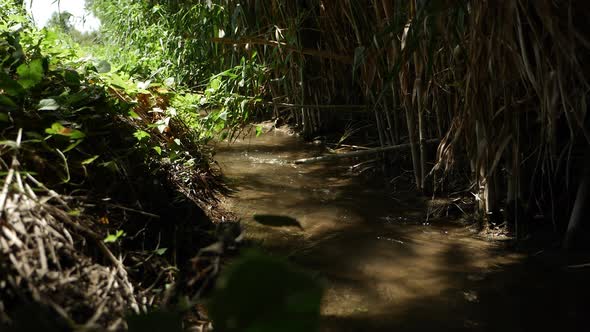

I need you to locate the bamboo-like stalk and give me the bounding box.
[215,0,590,235]
[416,77,427,191]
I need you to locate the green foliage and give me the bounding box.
[46,11,74,34]
[0,0,215,190]
[1,3,318,328]
[89,0,271,140]
[208,250,323,332]
[103,229,125,243]
[89,0,226,84]
[16,58,45,89]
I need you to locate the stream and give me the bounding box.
[214,127,586,331]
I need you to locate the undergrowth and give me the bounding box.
[1,1,227,329]
[1,2,322,331]
[88,0,270,141]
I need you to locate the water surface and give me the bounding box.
[215,128,585,331]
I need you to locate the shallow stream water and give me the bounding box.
[214,127,586,331]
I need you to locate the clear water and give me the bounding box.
[214,128,585,331]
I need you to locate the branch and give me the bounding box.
[293,139,440,165]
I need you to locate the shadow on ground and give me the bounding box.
[215,130,590,332]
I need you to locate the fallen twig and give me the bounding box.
[293,139,440,164]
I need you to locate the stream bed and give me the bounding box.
[214,127,586,331]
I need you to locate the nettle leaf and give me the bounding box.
[45,123,86,139]
[38,98,60,111]
[17,58,45,89]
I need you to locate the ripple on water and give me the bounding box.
[214,129,551,332]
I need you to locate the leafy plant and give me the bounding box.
[88,0,270,140]
[103,229,125,243]
[208,250,323,332]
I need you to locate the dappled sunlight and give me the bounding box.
[4,1,589,330]
[217,129,528,330]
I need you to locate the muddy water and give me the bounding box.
[214,128,582,331]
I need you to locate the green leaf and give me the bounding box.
[63,69,81,87]
[209,77,222,91]
[45,123,86,139]
[128,111,141,119]
[164,77,175,87]
[0,72,24,96]
[0,140,19,149]
[99,160,120,173]
[81,155,100,165]
[106,73,133,91]
[103,230,125,243]
[240,99,248,113]
[0,96,16,108]
[156,117,170,133]
[96,60,112,73]
[154,248,167,256]
[38,99,60,111]
[63,139,83,153]
[68,209,82,217]
[256,125,263,137]
[64,91,90,107]
[152,146,162,155]
[137,80,151,91]
[17,58,45,89]
[218,110,228,121]
[208,250,322,332]
[133,130,151,142]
